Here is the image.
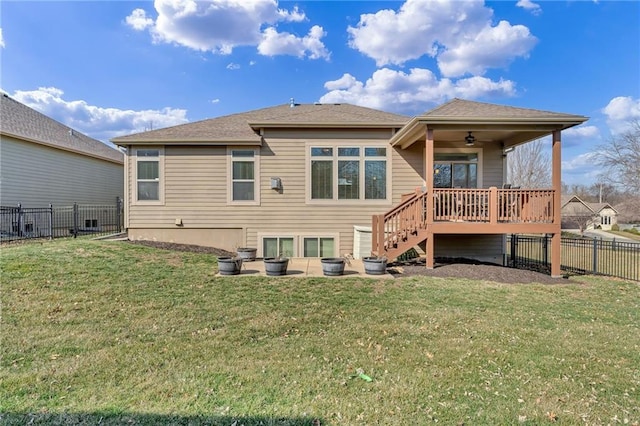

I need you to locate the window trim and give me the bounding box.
[305,141,392,205]
[227,147,261,206]
[433,147,483,188]
[133,147,164,205]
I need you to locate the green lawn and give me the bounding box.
[1,239,639,425]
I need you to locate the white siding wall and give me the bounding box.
[0,135,124,207]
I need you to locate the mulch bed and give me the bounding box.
[125,240,576,284]
[387,257,576,284]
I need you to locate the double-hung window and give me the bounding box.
[229,148,259,204]
[135,148,163,203]
[310,145,387,201]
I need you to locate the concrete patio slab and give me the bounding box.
[216,258,394,279]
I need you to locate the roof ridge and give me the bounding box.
[1,94,123,163]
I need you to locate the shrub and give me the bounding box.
[611,223,620,231]
[624,227,640,235]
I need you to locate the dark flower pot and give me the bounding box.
[218,257,243,275]
[321,257,345,276]
[236,247,257,261]
[363,257,387,275]
[264,258,289,276]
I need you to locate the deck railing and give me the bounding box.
[433,188,555,223]
[372,188,556,257]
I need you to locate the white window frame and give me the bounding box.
[227,147,260,206]
[305,141,391,205]
[299,234,338,258]
[433,147,483,188]
[133,147,164,205]
[258,234,298,258]
[257,233,339,258]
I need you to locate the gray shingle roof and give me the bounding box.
[422,98,585,120]
[111,103,409,143]
[0,94,123,163]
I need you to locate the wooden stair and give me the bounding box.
[372,190,429,261]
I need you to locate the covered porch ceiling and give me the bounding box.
[390,99,588,150]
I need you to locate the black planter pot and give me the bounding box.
[363,257,387,275]
[321,257,345,276]
[218,257,243,275]
[264,258,289,276]
[236,247,257,261]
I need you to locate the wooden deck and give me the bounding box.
[372,187,559,261]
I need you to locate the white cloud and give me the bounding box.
[320,68,516,112]
[602,96,640,133]
[437,21,536,77]
[125,8,154,31]
[125,0,328,59]
[563,125,599,139]
[258,25,329,59]
[516,0,542,16]
[226,62,240,70]
[562,152,597,171]
[11,87,188,142]
[210,98,220,104]
[347,0,537,77]
[562,152,602,183]
[0,28,5,48]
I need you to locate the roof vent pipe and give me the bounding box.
[290,98,295,108]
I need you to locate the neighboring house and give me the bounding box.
[0,94,124,207]
[561,195,618,231]
[112,98,587,277]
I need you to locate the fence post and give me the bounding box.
[592,238,598,275]
[17,203,23,237]
[73,203,79,238]
[511,234,518,268]
[116,197,122,233]
[48,204,53,240]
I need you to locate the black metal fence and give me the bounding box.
[1,199,123,241]
[506,234,640,282]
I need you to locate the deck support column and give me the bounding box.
[425,126,434,269]
[551,130,562,277]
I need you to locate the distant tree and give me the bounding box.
[587,182,624,205]
[562,208,598,235]
[598,120,640,193]
[507,139,551,188]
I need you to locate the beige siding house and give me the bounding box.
[112,99,587,276]
[0,94,124,207]
[561,195,618,231]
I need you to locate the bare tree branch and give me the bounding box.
[598,120,640,193]
[507,139,551,188]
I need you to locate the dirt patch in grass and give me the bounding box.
[126,240,234,257]
[127,240,573,285]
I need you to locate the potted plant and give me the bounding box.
[236,247,257,261]
[263,257,289,276]
[321,257,346,276]
[218,256,243,275]
[363,256,387,275]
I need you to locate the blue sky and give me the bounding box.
[1,0,639,186]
